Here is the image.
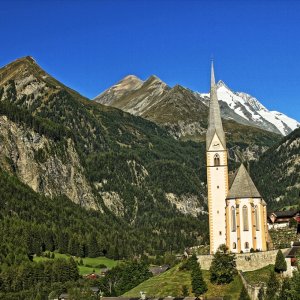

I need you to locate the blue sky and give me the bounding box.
[1,0,300,121]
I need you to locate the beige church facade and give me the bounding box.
[206,62,269,254]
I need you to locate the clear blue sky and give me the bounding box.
[1,0,300,121]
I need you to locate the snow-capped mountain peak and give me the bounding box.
[200,81,300,135]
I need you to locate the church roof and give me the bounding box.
[206,61,226,150]
[227,164,261,199]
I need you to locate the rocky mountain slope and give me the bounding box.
[0,56,212,253]
[0,56,295,255]
[95,75,299,137]
[250,126,300,209]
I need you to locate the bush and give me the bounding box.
[95,264,107,268]
[274,250,287,274]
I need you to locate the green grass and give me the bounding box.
[123,265,243,299]
[243,264,274,285]
[33,252,118,275]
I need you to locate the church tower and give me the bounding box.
[206,61,229,254]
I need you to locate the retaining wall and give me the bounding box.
[197,248,290,271]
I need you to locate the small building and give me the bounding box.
[149,265,170,276]
[58,293,69,300]
[285,241,300,276]
[100,267,109,276]
[268,210,298,230]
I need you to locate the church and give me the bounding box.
[206,62,269,254]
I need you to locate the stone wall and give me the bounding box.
[239,270,263,300]
[197,248,290,271]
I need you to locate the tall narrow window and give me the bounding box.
[245,242,249,249]
[231,206,236,232]
[243,205,249,231]
[255,205,260,231]
[214,154,220,166]
[232,242,236,249]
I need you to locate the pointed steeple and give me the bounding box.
[206,61,226,150]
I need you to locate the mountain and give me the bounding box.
[250,126,300,209]
[94,75,282,161]
[0,56,212,257]
[201,80,300,136]
[95,76,299,138]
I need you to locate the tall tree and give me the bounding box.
[209,244,237,284]
[191,262,207,297]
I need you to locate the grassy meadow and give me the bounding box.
[123,264,243,299]
[243,264,274,285]
[34,252,118,275]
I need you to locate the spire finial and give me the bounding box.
[211,58,215,87]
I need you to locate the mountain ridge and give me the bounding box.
[95,74,299,137]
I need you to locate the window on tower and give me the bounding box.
[231,206,236,232]
[255,205,260,231]
[232,242,236,249]
[243,205,249,231]
[214,154,220,166]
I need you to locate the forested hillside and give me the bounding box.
[0,57,211,255]
[0,56,285,250]
[251,127,300,209]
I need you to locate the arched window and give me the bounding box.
[245,242,249,249]
[232,242,236,249]
[254,205,260,231]
[214,154,220,166]
[231,206,236,232]
[243,205,249,231]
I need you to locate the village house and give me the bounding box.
[267,210,299,230]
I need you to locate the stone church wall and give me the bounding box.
[197,248,290,271]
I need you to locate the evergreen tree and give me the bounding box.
[87,235,99,258]
[209,244,237,284]
[191,263,207,297]
[238,285,250,300]
[265,270,279,300]
[69,257,79,281]
[274,250,287,274]
[290,270,300,299]
[278,277,292,300]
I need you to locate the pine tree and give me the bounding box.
[209,244,237,284]
[191,266,207,296]
[238,285,250,300]
[274,249,287,274]
[278,277,292,300]
[87,235,99,258]
[265,270,279,300]
[69,257,79,281]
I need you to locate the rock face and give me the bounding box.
[0,116,97,209]
[0,56,209,220]
[165,193,205,217]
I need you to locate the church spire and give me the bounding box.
[206,60,226,150]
